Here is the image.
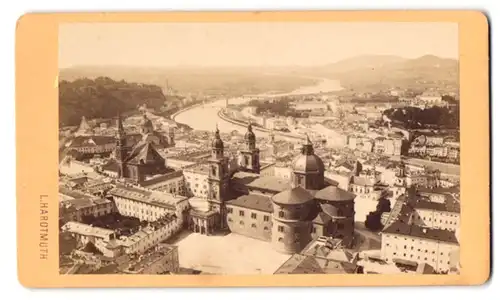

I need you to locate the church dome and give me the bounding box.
[292,135,325,173]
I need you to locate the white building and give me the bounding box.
[109,185,189,222]
[381,223,459,273]
[183,163,211,198]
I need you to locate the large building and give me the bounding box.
[185,125,357,254]
[102,113,174,183]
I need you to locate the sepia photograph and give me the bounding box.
[57,22,461,276]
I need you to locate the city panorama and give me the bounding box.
[58,22,460,275]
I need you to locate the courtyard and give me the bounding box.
[170,231,292,275]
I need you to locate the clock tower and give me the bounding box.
[207,125,230,229]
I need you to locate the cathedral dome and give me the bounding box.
[292,135,325,173]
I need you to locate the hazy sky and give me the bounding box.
[59,22,458,68]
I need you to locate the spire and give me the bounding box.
[305,134,312,145]
[116,112,125,136]
[247,120,253,132]
[302,134,314,155]
[215,123,220,138]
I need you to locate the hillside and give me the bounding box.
[59,66,317,97]
[59,77,175,126]
[302,55,459,93]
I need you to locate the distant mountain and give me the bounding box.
[317,55,407,73]
[303,55,459,92]
[59,66,317,97]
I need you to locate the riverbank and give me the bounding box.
[217,109,304,142]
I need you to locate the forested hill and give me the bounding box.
[59,77,173,126]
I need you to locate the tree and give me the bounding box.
[376,198,392,214]
[365,211,383,231]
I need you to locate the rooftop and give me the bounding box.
[272,186,315,205]
[274,254,358,274]
[125,244,178,273]
[184,162,210,175]
[67,135,115,148]
[226,194,273,213]
[109,185,187,210]
[140,170,184,187]
[414,197,460,214]
[231,171,290,193]
[61,221,114,239]
[382,222,459,245]
[314,185,356,202]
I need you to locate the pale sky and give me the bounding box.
[59,22,458,68]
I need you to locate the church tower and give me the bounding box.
[239,122,260,174]
[208,125,230,228]
[115,113,128,178]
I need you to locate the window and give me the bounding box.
[239,210,245,217]
[263,215,270,222]
[404,245,407,249]
[312,227,317,234]
[297,176,302,185]
[251,224,256,228]
[239,221,244,225]
[264,226,269,231]
[279,211,285,218]
[278,226,284,233]
[251,213,257,219]
[227,207,233,214]
[228,218,233,222]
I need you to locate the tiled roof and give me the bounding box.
[226,194,273,213]
[109,185,186,210]
[382,222,459,245]
[61,221,114,239]
[274,254,358,274]
[68,135,115,148]
[313,212,332,224]
[140,170,184,187]
[351,176,375,186]
[125,141,165,165]
[314,185,355,202]
[414,198,460,213]
[272,186,315,205]
[231,171,290,193]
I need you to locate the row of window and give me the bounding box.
[227,208,270,221]
[391,252,450,265]
[227,218,270,230]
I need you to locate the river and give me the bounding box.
[174,78,343,137]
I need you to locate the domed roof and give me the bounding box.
[244,123,256,141]
[292,135,325,173]
[315,186,355,202]
[272,186,314,205]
